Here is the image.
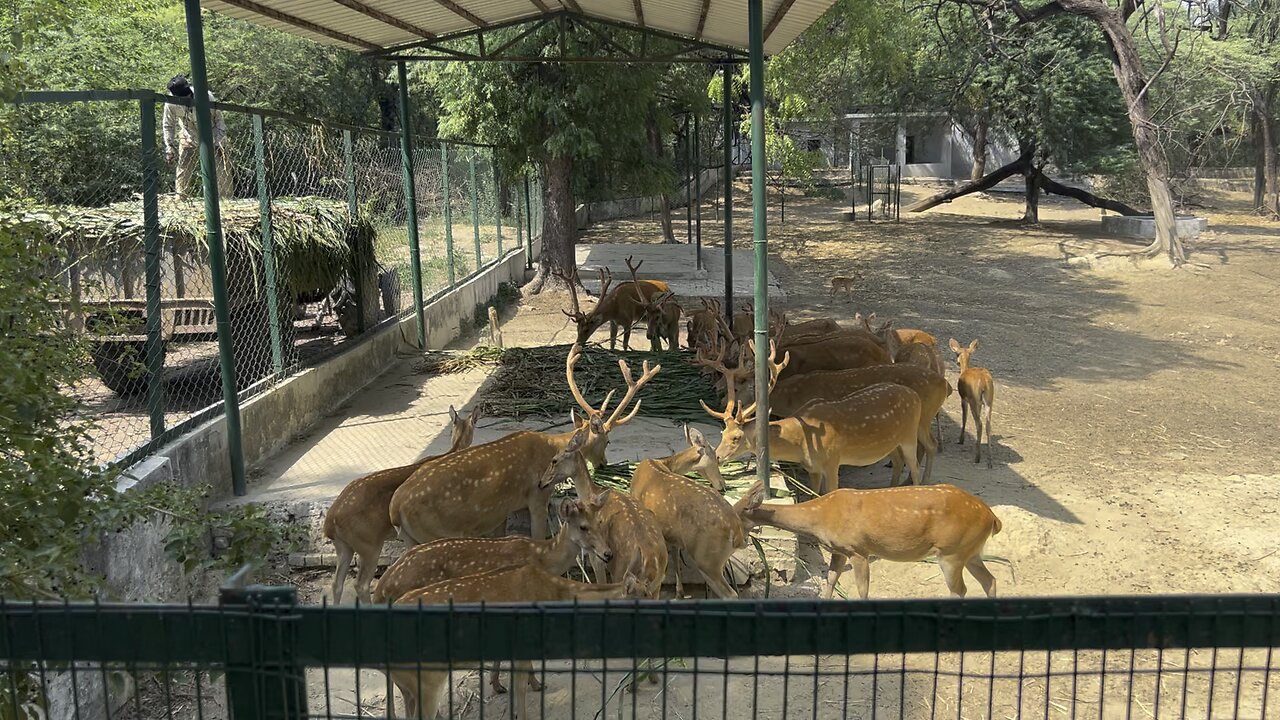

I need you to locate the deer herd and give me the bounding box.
[322,259,1006,718]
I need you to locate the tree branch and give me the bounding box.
[905,148,1034,212]
[1037,175,1147,215]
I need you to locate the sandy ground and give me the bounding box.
[253,179,1280,719]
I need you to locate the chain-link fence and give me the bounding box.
[1,90,537,469]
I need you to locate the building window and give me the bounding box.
[806,138,822,152]
[905,135,917,164]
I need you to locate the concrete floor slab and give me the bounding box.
[575,242,786,305]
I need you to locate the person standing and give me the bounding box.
[163,75,233,199]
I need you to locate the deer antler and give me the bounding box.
[565,345,614,426]
[699,364,738,421]
[597,267,613,299]
[737,339,790,421]
[555,268,586,321]
[624,255,644,278]
[604,358,661,430]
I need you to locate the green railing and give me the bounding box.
[2,589,1278,719]
[2,89,544,483]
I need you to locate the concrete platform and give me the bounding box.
[1102,214,1208,240]
[575,242,786,305]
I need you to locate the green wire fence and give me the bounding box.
[2,586,1278,719]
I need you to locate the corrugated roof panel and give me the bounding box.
[200,0,838,54]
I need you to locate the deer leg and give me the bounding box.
[609,321,618,350]
[823,552,849,599]
[972,403,983,464]
[528,500,549,540]
[354,544,381,604]
[918,425,937,484]
[490,668,508,695]
[939,555,968,597]
[889,450,905,486]
[671,546,685,599]
[510,661,532,719]
[984,401,994,469]
[965,555,998,598]
[934,412,943,453]
[958,400,968,444]
[695,552,738,600]
[900,435,922,486]
[526,671,543,692]
[331,538,355,604]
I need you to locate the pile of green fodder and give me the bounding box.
[6,196,373,298]
[419,343,722,425]
[587,459,755,495]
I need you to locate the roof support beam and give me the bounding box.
[528,0,552,10]
[559,0,584,14]
[216,0,381,48]
[633,0,645,26]
[329,0,436,38]
[762,0,796,42]
[430,0,489,27]
[695,0,711,38]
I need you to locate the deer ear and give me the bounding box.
[590,489,611,508]
[559,497,581,517]
[948,338,962,353]
[570,408,584,429]
[566,427,588,452]
[448,405,459,422]
[969,339,979,352]
[686,425,708,449]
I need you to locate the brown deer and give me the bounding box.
[856,311,938,350]
[703,344,924,493]
[768,364,945,482]
[388,565,640,720]
[949,338,996,468]
[737,480,1002,599]
[685,298,724,351]
[773,332,890,380]
[538,432,669,599]
[372,494,613,604]
[558,256,671,349]
[388,350,659,544]
[643,291,682,351]
[631,426,756,599]
[829,275,856,301]
[859,315,949,446]
[323,405,480,604]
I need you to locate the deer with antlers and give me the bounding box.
[323,405,480,604]
[387,564,642,720]
[388,347,659,544]
[558,256,671,350]
[685,298,726,352]
[643,291,682,351]
[538,430,669,599]
[631,426,757,599]
[737,480,1002,599]
[703,342,924,493]
[769,364,945,482]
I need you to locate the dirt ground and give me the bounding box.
[265,180,1280,719]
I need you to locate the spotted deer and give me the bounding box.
[323,405,480,604]
[703,343,924,493]
[372,494,613,604]
[829,275,856,301]
[738,480,1002,599]
[631,426,757,599]
[558,256,671,350]
[388,349,659,544]
[388,565,641,720]
[538,432,668,599]
[768,364,945,482]
[950,338,996,468]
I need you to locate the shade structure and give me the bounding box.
[201,0,833,57]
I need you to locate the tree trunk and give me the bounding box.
[906,147,1033,213]
[1037,175,1146,215]
[1022,165,1042,223]
[646,110,678,243]
[526,153,578,294]
[1258,86,1279,215]
[1059,0,1186,264]
[658,193,678,243]
[970,113,990,181]
[1255,111,1267,211]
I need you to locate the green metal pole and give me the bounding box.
[253,114,284,377]
[441,142,456,286]
[182,0,246,496]
[685,115,692,245]
[140,97,166,441]
[342,129,366,334]
[694,110,702,270]
[722,63,734,324]
[220,583,306,720]
[512,167,521,259]
[524,174,533,270]
[397,61,426,349]
[748,0,772,496]
[494,154,503,257]
[469,150,481,272]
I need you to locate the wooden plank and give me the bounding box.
[762,0,797,42]
[695,0,711,38]
[329,0,436,38]
[633,0,645,26]
[214,0,382,49]
[528,0,552,11]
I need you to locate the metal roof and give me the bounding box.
[201,0,834,58]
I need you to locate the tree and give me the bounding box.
[424,29,667,293]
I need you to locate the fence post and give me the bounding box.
[469,150,481,272]
[513,167,521,260]
[694,110,702,271]
[722,62,735,324]
[495,153,503,257]
[441,142,456,287]
[685,114,692,245]
[524,174,533,270]
[342,128,366,333]
[397,61,427,349]
[220,579,306,720]
[181,0,246,496]
[253,114,285,377]
[139,97,166,441]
